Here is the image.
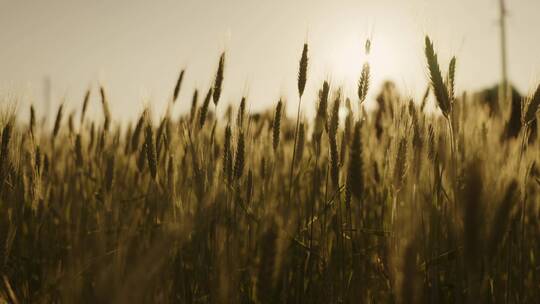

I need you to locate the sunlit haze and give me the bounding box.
[1,0,539,121]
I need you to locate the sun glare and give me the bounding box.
[319,32,409,110]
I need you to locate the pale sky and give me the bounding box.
[1,0,539,122]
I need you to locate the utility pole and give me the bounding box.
[498,0,509,111]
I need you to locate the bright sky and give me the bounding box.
[1,0,539,122]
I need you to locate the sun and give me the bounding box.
[317,32,403,110]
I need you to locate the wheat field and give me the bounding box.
[1,36,540,303]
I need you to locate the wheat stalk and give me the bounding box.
[173,69,185,103]
[213,53,225,106]
[272,100,282,151]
